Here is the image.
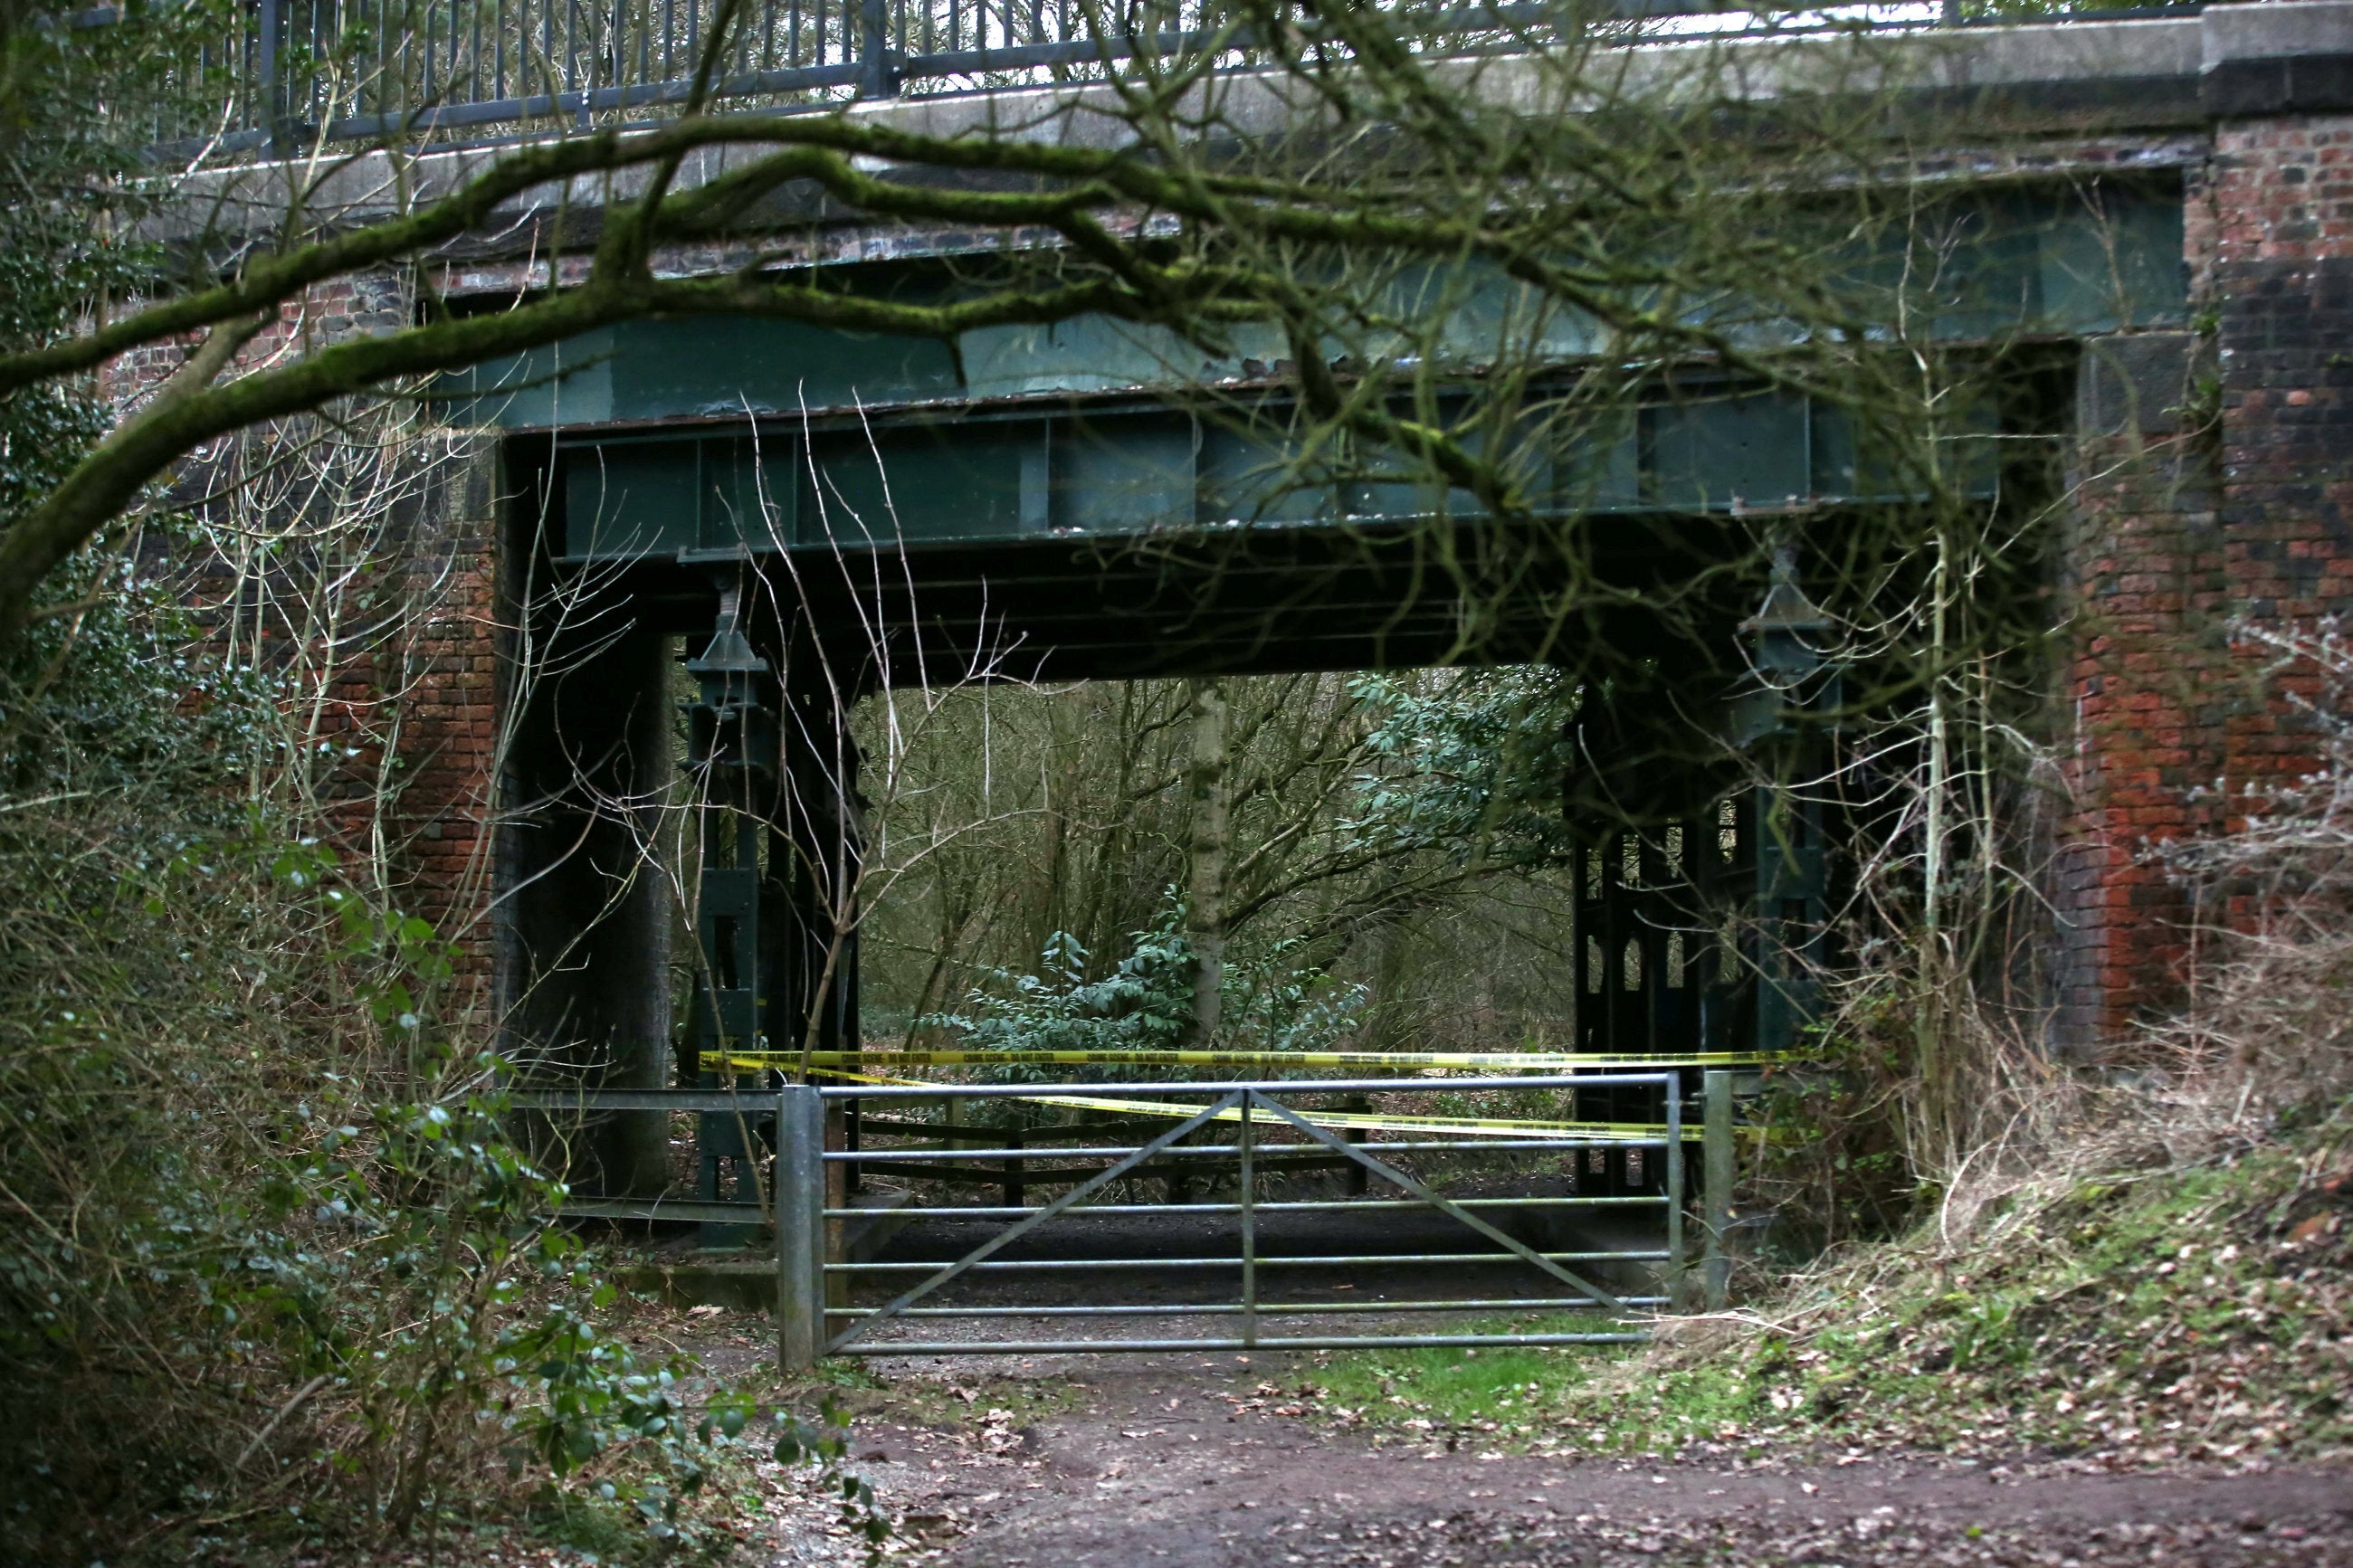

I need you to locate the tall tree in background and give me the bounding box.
[1185,677,1231,1042]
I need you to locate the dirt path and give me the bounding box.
[776,1351,2353,1568]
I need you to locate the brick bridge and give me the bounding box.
[157,2,2353,1094]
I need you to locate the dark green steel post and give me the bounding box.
[687,584,780,1246]
[857,0,899,96]
[1736,544,1838,1058]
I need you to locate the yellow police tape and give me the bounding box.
[811,1067,1708,1142]
[701,1047,1788,1073]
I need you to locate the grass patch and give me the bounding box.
[1291,1316,1640,1452]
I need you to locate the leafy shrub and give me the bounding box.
[1348,666,1578,865]
[0,583,753,1558]
[917,891,1368,1073]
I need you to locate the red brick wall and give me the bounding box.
[110,273,408,394]
[110,272,505,995]
[395,487,500,981]
[2052,338,2224,1050]
[2055,112,2353,1049]
[332,437,501,994]
[2211,115,2353,803]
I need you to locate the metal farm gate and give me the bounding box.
[735,1069,1740,1364]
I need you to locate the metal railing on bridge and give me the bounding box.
[80,0,2205,162]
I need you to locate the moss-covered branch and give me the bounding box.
[0,261,1235,638]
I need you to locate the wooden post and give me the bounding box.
[1702,1070,1734,1312]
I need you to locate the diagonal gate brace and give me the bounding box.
[1252,1092,1632,1317]
[826,1090,1247,1352]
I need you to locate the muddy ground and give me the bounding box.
[674,1328,2353,1568]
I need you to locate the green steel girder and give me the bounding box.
[444,180,2185,442]
[545,383,2001,562]
[452,179,2185,563]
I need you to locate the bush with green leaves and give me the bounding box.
[207,1046,739,1537]
[917,891,1369,1079]
[0,598,757,1557]
[1348,666,1580,868]
[919,901,1196,1061]
[6,810,879,1560]
[2,0,233,585]
[772,1395,892,1558]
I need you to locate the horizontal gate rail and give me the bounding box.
[825,1297,1668,1318]
[826,1249,1665,1273]
[849,1334,1655,1354]
[829,1074,1665,1098]
[510,1087,796,1112]
[545,1193,1669,1227]
[834,1135,1654,1160]
[842,1142,1637,1165]
[826,1195,1665,1219]
[791,1073,1683,1361]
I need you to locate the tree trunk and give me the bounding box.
[1186,677,1229,1045]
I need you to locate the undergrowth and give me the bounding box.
[1311,1100,2351,1466]
[0,559,893,1564]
